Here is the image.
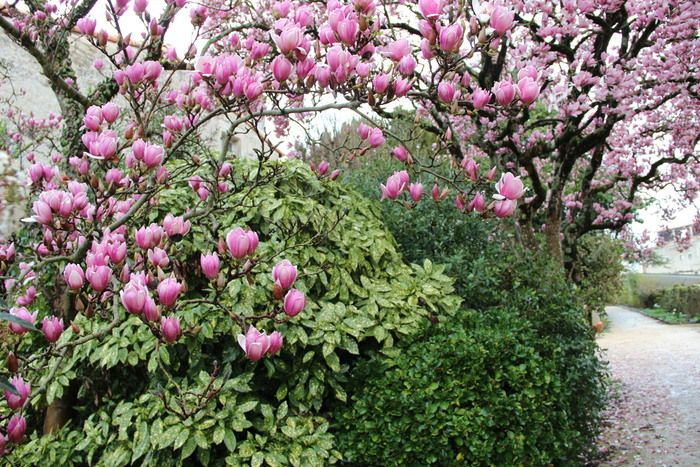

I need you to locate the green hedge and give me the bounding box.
[657,285,700,317]
[333,252,607,466]
[335,307,605,466]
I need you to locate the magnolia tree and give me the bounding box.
[0,0,696,456]
[0,0,521,455]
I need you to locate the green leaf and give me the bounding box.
[223,429,237,452]
[173,427,190,449]
[213,426,225,445]
[180,436,197,459]
[0,375,18,395]
[237,400,258,413]
[252,452,264,467]
[131,421,150,462]
[0,312,38,331]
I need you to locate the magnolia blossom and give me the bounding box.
[63,263,85,290]
[42,316,64,342]
[4,375,30,410]
[496,173,525,200]
[7,415,26,443]
[272,259,297,290]
[8,307,37,334]
[380,171,408,201]
[161,316,181,343]
[283,289,306,317]
[157,277,182,307]
[494,199,517,218]
[200,252,220,279]
[409,183,424,202]
[237,326,283,361]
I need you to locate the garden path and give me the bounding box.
[595,306,700,466]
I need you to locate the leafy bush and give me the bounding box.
[334,253,607,466]
[574,235,625,316]
[656,285,700,317]
[344,156,502,307]
[335,307,604,466]
[9,160,461,466]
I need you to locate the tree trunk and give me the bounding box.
[43,384,77,434]
[545,213,564,266]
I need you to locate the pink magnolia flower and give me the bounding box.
[518,65,538,81]
[394,78,412,97]
[143,297,160,322]
[162,214,191,238]
[496,172,525,200]
[385,38,410,61]
[86,265,112,292]
[392,146,409,162]
[283,289,306,317]
[455,194,466,211]
[161,316,181,343]
[397,55,417,76]
[148,247,170,268]
[226,227,250,259]
[76,17,96,35]
[462,158,479,181]
[419,0,442,19]
[380,172,408,201]
[101,102,120,123]
[439,23,463,52]
[409,182,424,202]
[63,263,85,290]
[472,88,491,109]
[337,19,359,45]
[247,230,259,255]
[486,166,498,180]
[237,326,271,361]
[7,415,26,443]
[357,123,371,139]
[271,55,293,82]
[490,6,514,36]
[373,73,390,94]
[468,192,486,212]
[317,161,330,176]
[518,77,540,105]
[200,252,220,279]
[4,375,30,410]
[368,128,385,148]
[493,199,517,217]
[493,79,516,106]
[438,81,456,103]
[42,316,64,342]
[273,260,297,290]
[273,27,304,54]
[157,277,182,307]
[120,280,149,314]
[268,331,284,354]
[8,307,37,334]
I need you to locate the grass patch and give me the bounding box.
[638,307,699,324]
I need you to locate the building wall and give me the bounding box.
[644,238,700,274]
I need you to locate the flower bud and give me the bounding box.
[160,316,181,343]
[283,289,306,317]
[42,316,64,343]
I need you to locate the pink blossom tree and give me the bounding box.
[0,0,698,453]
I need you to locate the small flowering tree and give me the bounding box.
[0,0,697,461]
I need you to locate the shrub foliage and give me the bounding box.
[8,160,460,466]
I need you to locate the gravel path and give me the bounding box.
[594,306,700,466]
